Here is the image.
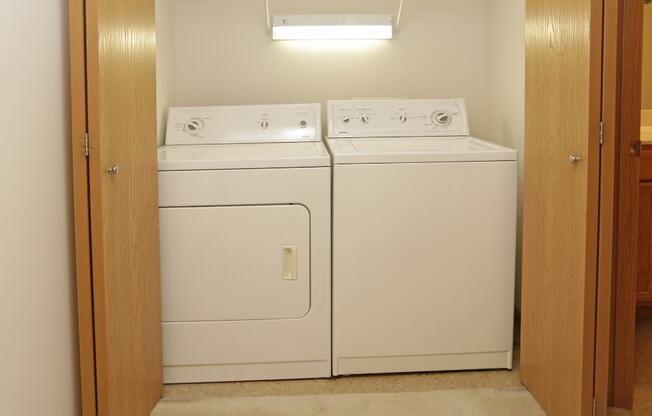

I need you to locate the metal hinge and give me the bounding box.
[599,121,604,145]
[84,132,89,157]
[592,397,596,416]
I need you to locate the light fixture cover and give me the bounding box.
[272,15,394,41]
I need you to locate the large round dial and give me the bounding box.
[432,111,452,126]
[360,115,370,124]
[183,118,205,136]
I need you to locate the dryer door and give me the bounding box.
[160,204,310,322]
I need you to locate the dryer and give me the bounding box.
[327,99,518,376]
[158,104,331,383]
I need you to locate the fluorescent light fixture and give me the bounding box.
[272,15,394,41]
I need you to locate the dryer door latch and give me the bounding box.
[282,245,298,280]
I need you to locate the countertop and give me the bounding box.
[643,110,652,143]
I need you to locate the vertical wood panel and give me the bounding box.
[595,0,620,412]
[85,0,163,414]
[68,0,96,414]
[520,0,603,414]
[612,0,644,408]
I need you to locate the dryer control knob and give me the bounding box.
[361,115,370,124]
[432,111,452,126]
[260,120,270,129]
[399,114,408,123]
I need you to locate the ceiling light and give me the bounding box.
[272,15,394,41]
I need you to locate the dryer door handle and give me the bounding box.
[282,245,297,281]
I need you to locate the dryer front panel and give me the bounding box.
[160,204,310,322]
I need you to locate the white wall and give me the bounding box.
[0,1,80,415]
[488,0,526,306]
[156,0,493,144]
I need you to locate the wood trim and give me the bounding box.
[595,0,621,412]
[84,0,111,412]
[68,0,96,414]
[637,305,652,319]
[586,0,607,414]
[611,0,644,408]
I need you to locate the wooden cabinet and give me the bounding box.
[638,145,652,314]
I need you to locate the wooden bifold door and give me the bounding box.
[67,0,643,415]
[69,0,163,415]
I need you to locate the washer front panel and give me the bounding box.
[328,99,469,139]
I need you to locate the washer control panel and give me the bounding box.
[165,104,321,145]
[327,99,469,138]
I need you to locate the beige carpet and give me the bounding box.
[162,365,523,400]
[153,351,547,416]
[152,387,545,416]
[634,318,652,415]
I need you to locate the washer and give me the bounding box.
[158,104,331,383]
[327,99,518,376]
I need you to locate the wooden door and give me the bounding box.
[637,182,652,309]
[69,0,163,415]
[520,0,604,415]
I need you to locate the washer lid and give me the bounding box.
[158,141,330,171]
[327,136,518,164]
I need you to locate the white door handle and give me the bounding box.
[569,155,582,164]
[282,245,297,281]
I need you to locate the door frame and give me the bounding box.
[609,0,644,408]
[595,0,644,412]
[68,0,97,414]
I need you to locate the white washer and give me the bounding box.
[158,104,331,383]
[327,99,518,376]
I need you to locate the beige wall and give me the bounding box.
[0,1,80,415]
[488,0,526,305]
[156,0,494,144]
[643,2,652,110]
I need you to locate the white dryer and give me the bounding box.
[327,99,518,376]
[158,104,331,383]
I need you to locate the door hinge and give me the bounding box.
[592,397,596,416]
[84,132,89,157]
[599,121,604,145]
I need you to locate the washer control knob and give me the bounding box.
[361,115,370,124]
[399,114,408,123]
[299,120,308,129]
[260,120,270,129]
[183,118,205,136]
[432,111,452,126]
[342,116,351,124]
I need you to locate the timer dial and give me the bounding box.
[432,111,452,126]
[183,118,205,136]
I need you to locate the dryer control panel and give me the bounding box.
[166,104,321,145]
[327,99,469,138]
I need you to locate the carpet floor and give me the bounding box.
[634,318,652,415]
[152,388,545,416]
[153,351,546,416]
